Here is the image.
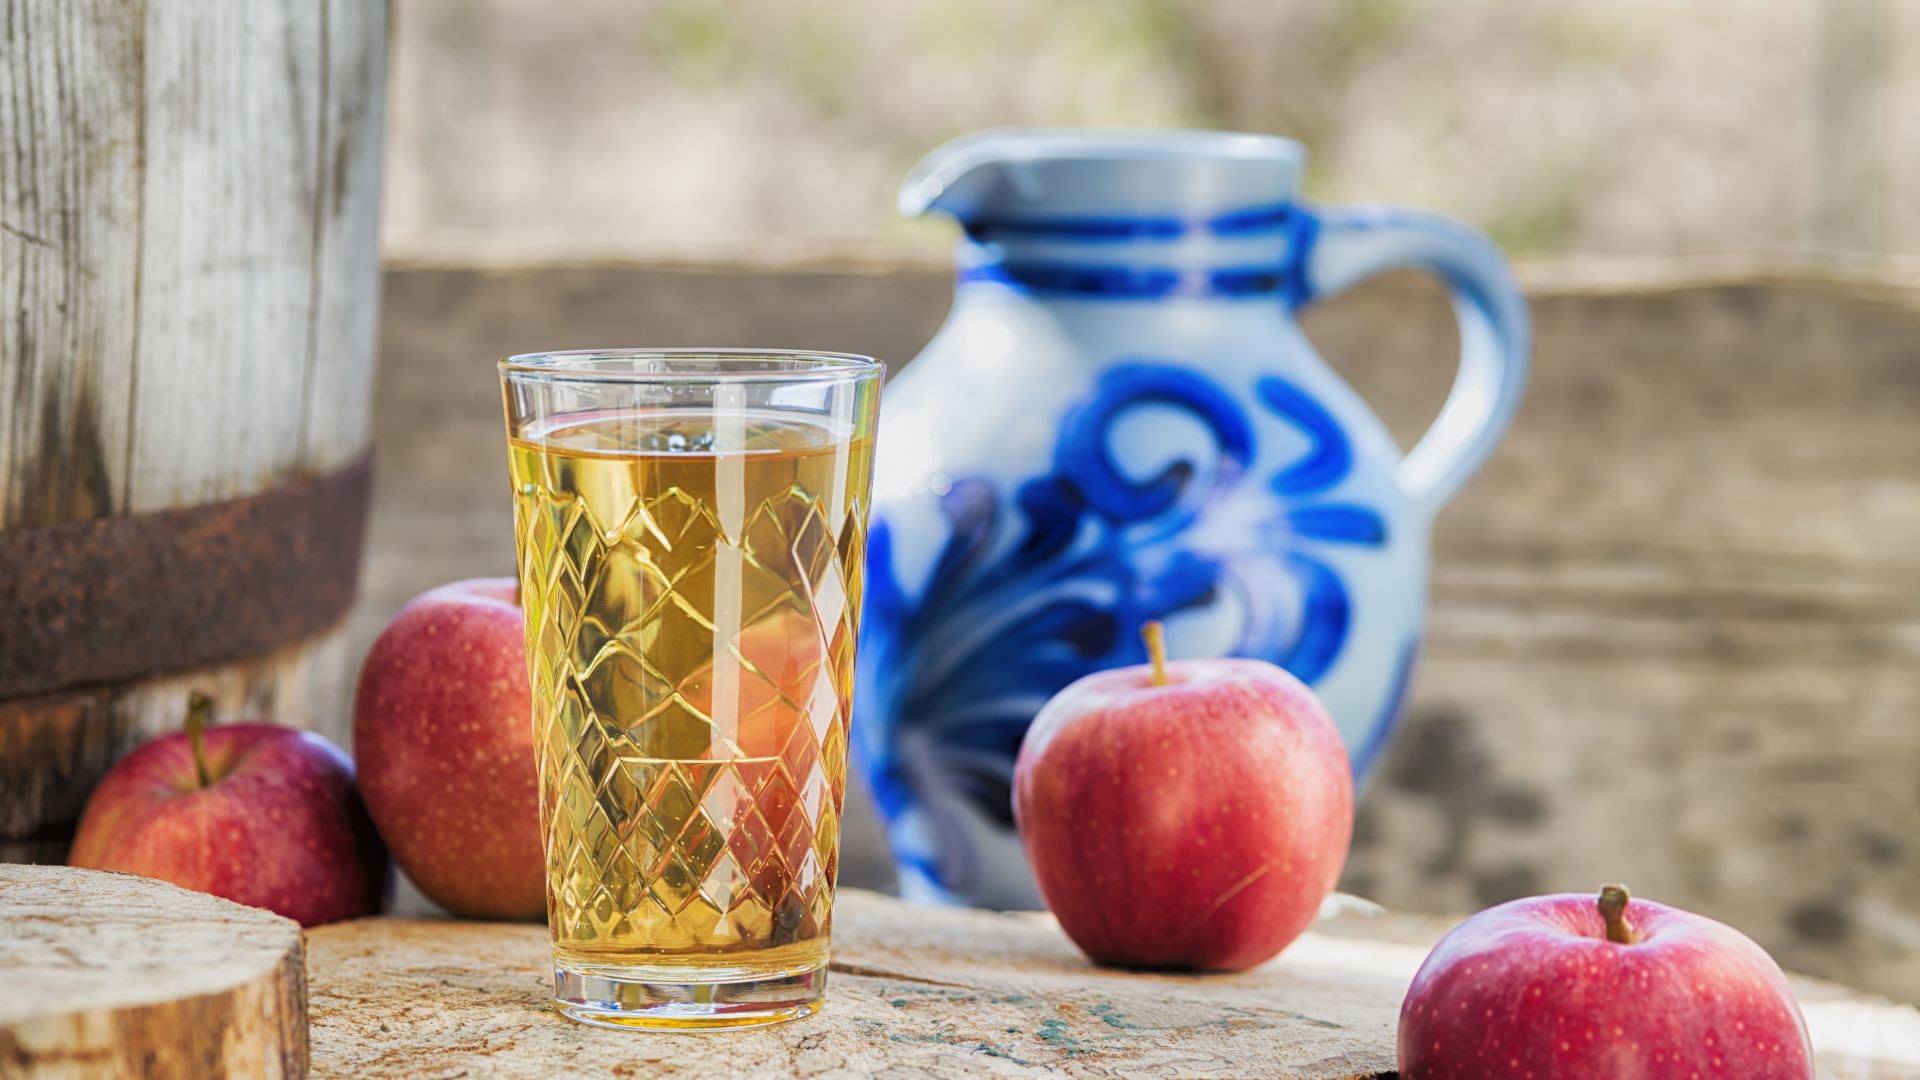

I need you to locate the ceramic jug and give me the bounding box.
[855,129,1528,907]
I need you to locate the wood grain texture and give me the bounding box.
[0,864,307,1079]
[127,0,325,511]
[0,0,389,859]
[307,888,1920,1079]
[360,261,1920,1004]
[0,0,145,529]
[300,0,388,473]
[0,0,388,522]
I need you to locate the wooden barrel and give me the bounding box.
[0,0,389,862]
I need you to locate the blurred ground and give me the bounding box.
[384,0,1917,262]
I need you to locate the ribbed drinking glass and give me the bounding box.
[500,350,882,1030]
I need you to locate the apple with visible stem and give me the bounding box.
[69,692,388,927]
[1399,884,1816,1079]
[1012,621,1354,971]
[353,577,544,919]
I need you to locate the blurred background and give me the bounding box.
[384,0,1919,264]
[5,0,1916,1015]
[355,0,1920,982]
[345,0,1919,1001]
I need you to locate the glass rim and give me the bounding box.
[498,348,884,384]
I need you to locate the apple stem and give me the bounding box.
[1142,620,1169,686]
[185,691,214,789]
[1598,883,1638,944]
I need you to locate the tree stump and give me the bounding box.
[0,865,307,1079]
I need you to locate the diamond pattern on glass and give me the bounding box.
[510,418,870,968]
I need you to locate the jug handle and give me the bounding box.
[1297,205,1531,520]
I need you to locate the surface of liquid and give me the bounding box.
[508,411,871,977]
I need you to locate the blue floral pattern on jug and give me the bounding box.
[859,129,1529,907]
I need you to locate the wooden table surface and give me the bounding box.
[306,888,1920,1079]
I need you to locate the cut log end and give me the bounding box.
[0,865,307,1079]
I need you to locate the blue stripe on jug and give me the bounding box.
[961,201,1299,242]
[958,260,1310,303]
[956,203,1321,302]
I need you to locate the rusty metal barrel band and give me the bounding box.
[0,455,373,700]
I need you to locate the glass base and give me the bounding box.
[552,960,827,1031]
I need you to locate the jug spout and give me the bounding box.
[900,127,1305,225]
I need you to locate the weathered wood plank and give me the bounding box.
[0,0,145,528]
[0,865,307,1079]
[125,0,326,512]
[301,0,388,472]
[1,0,391,517]
[307,888,1920,1078]
[359,262,1920,1005]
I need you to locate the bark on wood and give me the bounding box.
[0,0,389,859]
[360,262,1920,1004]
[307,887,1920,1078]
[0,864,307,1079]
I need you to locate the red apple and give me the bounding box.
[1012,621,1354,970]
[708,610,833,908]
[68,693,388,927]
[353,578,544,919]
[1399,885,1815,1079]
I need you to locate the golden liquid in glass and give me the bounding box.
[508,411,870,978]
